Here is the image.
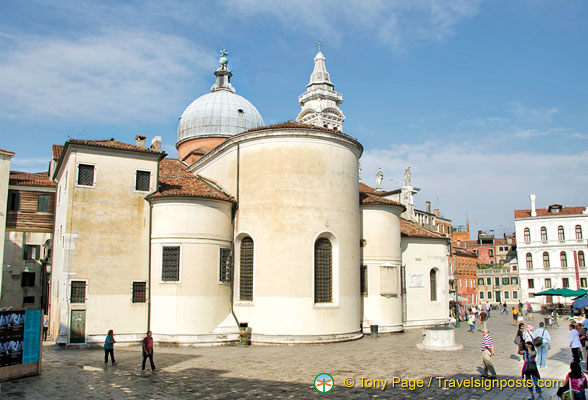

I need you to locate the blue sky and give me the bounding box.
[1,0,587,236]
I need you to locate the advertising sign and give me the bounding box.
[0,309,40,367]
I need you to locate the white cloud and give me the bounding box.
[360,141,588,234]
[221,0,482,50]
[10,157,50,173]
[0,30,214,123]
[509,101,559,124]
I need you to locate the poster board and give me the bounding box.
[0,309,42,381]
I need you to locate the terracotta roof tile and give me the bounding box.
[514,206,587,218]
[401,218,446,239]
[149,159,234,202]
[0,148,15,155]
[52,144,64,159]
[359,183,405,208]
[239,120,358,141]
[68,139,164,154]
[453,246,478,257]
[9,171,55,187]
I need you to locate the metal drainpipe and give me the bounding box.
[401,264,407,325]
[229,144,240,326]
[146,157,161,332]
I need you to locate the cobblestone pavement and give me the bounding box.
[0,313,578,399]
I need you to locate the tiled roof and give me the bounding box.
[239,121,358,141]
[359,183,405,208]
[148,159,234,202]
[52,144,64,159]
[514,206,587,218]
[453,246,478,258]
[9,171,55,187]
[401,218,446,239]
[68,139,165,154]
[0,148,15,156]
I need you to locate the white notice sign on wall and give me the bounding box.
[409,274,424,288]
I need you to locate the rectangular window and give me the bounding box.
[162,246,180,282]
[581,278,587,288]
[77,164,95,186]
[23,245,40,260]
[512,277,519,285]
[219,247,232,283]
[8,191,20,211]
[495,277,500,286]
[480,291,484,299]
[360,265,368,296]
[132,282,146,303]
[487,291,492,299]
[380,265,399,297]
[21,272,36,287]
[504,291,510,299]
[502,277,510,285]
[528,279,535,289]
[513,291,518,299]
[486,278,491,285]
[240,237,254,301]
[37,194,50,212]
[135,170,151,191]
[478,278,484,285]
[70,281,86,303]
[23,296,35,304]
[489,249,494,257]
[545,278,552,288]
[563,278,570,288]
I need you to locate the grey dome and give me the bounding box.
[177,90,264,142]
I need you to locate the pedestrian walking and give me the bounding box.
[518,301,523,314]
[141,331,156,373]
[43,314,49,340]
[104,329,117,365]
[523,325,535,343]
[512,307,521,326]
[526,302,535,321]
[480,309,488,331]
[468,313,476,333]
[569,323,582,364]
[578,322,587,366]
[558,362,588,400]
[514,323,525,361]
[486,301,491,318]
[519,341,543,400]
[534,322,551,368]
[480,329,497,379]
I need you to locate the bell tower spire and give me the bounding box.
[296,43,345,131]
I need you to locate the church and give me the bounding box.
[44,49,450,346]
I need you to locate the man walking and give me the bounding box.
[480,329,497,379]
[141,331,156,374]
[569,323,582,363]
[534,321,551,368]
[486,301,491,318]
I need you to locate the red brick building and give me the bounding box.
[452,246,478,304]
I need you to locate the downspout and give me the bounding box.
[229,143,240,325]
[146,156,161,332]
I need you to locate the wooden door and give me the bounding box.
[70,310,86,343]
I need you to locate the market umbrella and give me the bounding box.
[535,289,565,296]
[573,296,588,309]
[535,288,587,297]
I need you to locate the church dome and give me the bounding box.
[177,51,263,144]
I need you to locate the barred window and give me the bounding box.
[132,282,146,303]
[360,265,368,296]
[70,281,86,303]
[430,269,438,301]
[135,171,150,191]
[239,237,254,301]
[162,246,180,282]
[543,252,550,269]
[561,252,568,268]
[314,238,332,303]
[37,194,50,212]
[77,164,94,186]
[219,247,232,283]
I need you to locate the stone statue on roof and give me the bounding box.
[404,166,411,187]
[376,168,383,191]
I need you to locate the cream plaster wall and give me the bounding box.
[360,205,404,332]
[51,146,159,344]
[402,237,450,328]
[150,199,233,339]
[0,154,12,293]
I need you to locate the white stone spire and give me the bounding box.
[297,45,345,131]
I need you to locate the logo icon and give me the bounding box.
[314,373,334,393]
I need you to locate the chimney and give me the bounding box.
[425,201,431,213]
[150,136,161,151]
[530,194,537,217]
[135,135,146,148]
[433,209,439,217]
[466,221,470,232]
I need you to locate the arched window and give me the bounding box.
[580,251,586,268]
[430,269,438,301]
[561,251,568,268]
[543,252,550,269]
[314,238,332,303]
[558,226,565,241]
[524,228,531,244]
[526,253,533,269]
[541,227,548,242]
[577,225,583,240]
[239,237,254,301]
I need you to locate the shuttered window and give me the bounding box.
[239,237,254,301]
[162,246,180,282]
[37,194,50,212]
[314,238,332,303]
